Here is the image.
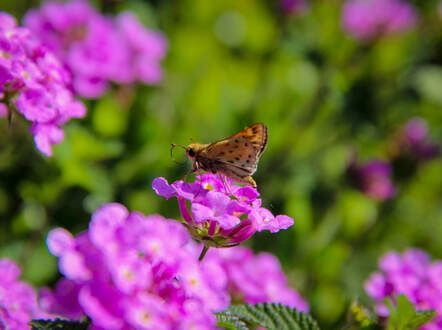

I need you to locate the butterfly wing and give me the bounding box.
[199,123,268,178]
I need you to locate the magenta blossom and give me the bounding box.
[0,259,47,329]
[203,246,309,312]
[347,158,396,201]
[42,203,228,329]
[152,174,294,247]
[365,249,442,329]
[24,0,167,99]
[342,0,417,41]
[280,0,307,15]
[392,118,440,162]
[0,12,85,156]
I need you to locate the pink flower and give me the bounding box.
[365,249,442,328]
[24,0,167,99]
[342,0,417,41]
[42,203,228,329]
[391,118,439,163]
[203,246,309,312]
[347,158,396,200]
[152,174,294,247]
[0,12,85,156]
[0,259,47,329]
[280,0,308,15]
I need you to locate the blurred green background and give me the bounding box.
[1,0,441,328]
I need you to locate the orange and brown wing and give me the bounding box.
[199,123,268,177]
[227,123,268,158]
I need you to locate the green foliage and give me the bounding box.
[386,295,436,330]
[30,318,89,330]
[217,303,321,330]
[348,301,377,329]
[1,0,442,329]
[216,312,249,330]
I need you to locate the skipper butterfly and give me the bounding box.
[179,123,268,187]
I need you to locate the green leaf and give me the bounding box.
[349,301,376,328]
[217,303,320,330]
[30,318,89,330]
[216,312,249,330]
[386,295,436,330]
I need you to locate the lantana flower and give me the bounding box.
[24,0,167,99]
[0,259,46,328]
[365,249,442,329]
[0,12,85,156]
[347,158,396,201]
[342,0,417,41]
[390,118,440,163]
[42,203,228,329]
[203,246,309,312]
[280,0,307,15]
[152,174,294,248]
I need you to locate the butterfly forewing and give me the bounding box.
[198,123,268,179]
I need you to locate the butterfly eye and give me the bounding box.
[187,148,196,157]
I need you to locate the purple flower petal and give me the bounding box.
[152,177,176,199]
[47,228,75,257]
[191,202,214,224]
[153,173,294,245]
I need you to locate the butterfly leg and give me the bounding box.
[219,174,233,195]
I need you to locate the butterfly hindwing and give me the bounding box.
[199,123,268,177]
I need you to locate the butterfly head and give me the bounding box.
[186,143,205,159]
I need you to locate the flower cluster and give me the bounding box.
[347,158,396,201]
[152,174,294,247]
[42,203,228,329]
[0,12,85,156]
[203,246,309,312]
[391,118,440,163]
[342,0,417,41]
[24,0,167,99]
[0,259,46,328]
[365,249,442,329]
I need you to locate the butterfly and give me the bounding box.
[181,123,268,187]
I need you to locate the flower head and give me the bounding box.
[365,249,442,328]
[0,12,85,156]
[43,203,228,329]
[152,174,294,247]
[342,0,417,41]
[203,246,309,312]
[280,0,307,15]
[347,158,396,201]
[0,259,46,329]
[24,0,167,99]
[391,118,440,162]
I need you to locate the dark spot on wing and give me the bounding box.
[246,160,250,163]
[235,157,240,161]
[229,150,234,154]
[234,139,239,143]
[248,155,252,159]
[244,142,249,147]
[218,152,225,156]
[228,160,234,163]
[252,127,258,133]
